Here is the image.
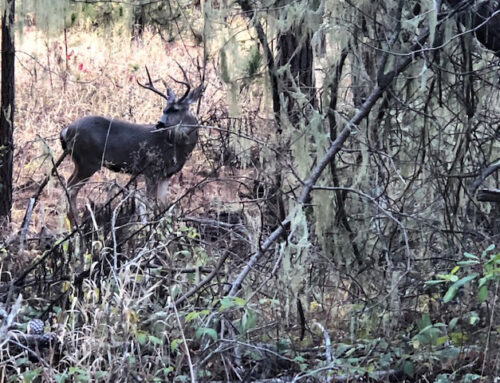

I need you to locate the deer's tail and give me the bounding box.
[60,127,69,152]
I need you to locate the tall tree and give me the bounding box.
[0,0,15,224]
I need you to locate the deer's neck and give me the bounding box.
[174,124,199,145]
[153,122,198,146]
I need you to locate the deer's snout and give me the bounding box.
[158,114,168,126]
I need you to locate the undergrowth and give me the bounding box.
[0,26,498,382]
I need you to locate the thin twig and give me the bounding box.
[170,251,230,307]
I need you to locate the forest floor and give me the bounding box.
[0,27,498,382]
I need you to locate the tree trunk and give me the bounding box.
[0,0,15,223]
[277,30,314,116]
[131,4,145,45]
[273,24,314,223]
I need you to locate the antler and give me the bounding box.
[168,61,191,103]
[137,66,168,101]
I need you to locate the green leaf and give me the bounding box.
[195,327,217,341]
[449,317,459,330]
[69,367,87,376]
[443,286,457,303]
[469,312,479,325]
[436,335,449,346]
[219,296,245,311]
[171,339,183,353]
[453,274,479,288]
[479,276,489,287]
[185,310,209,323]
[402,360,414,378]
[417,314,432,330]
[15,357,29,367]
[443,273,478,303]
[444,274,479,301]
[185,311,200,323]
[491,253,500,264]
[462,373,481,382]
[148,335,163,345]
[54,372,68,383]
[241,308,257,332]
[175,250,191,257]
[293,356,305,363]
[436,347,460,360]
[159,367,174,376]
[457,260,480,266]
[434,373,451,383]
[436,273,458,282]
[481,244,495,258]
[450,331,467,345]
[23,369,41,383]
[463,252,478,260]
[414,322,445,345]
[198,369,212,378]
[136,331,147,345]
[477,285,488,302]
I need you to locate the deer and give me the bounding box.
[60,67,203,225]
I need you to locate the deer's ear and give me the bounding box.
[185,85,204,105]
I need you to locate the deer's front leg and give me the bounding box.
[145,176,168,206]
[156,178,169,206]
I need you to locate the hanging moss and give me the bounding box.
[2,0,135,38]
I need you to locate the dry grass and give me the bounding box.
[13,28,225,232]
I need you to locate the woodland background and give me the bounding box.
[0,0,499,381]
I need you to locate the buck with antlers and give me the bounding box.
[60,67,203,225]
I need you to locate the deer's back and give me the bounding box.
[61,115,198,177]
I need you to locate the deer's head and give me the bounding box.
[137,66,203,128]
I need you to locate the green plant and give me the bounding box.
[426,244,499,304]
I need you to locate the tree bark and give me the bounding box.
[131,4,145,45]
[277,29,314,117]
[0,0,15,222]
